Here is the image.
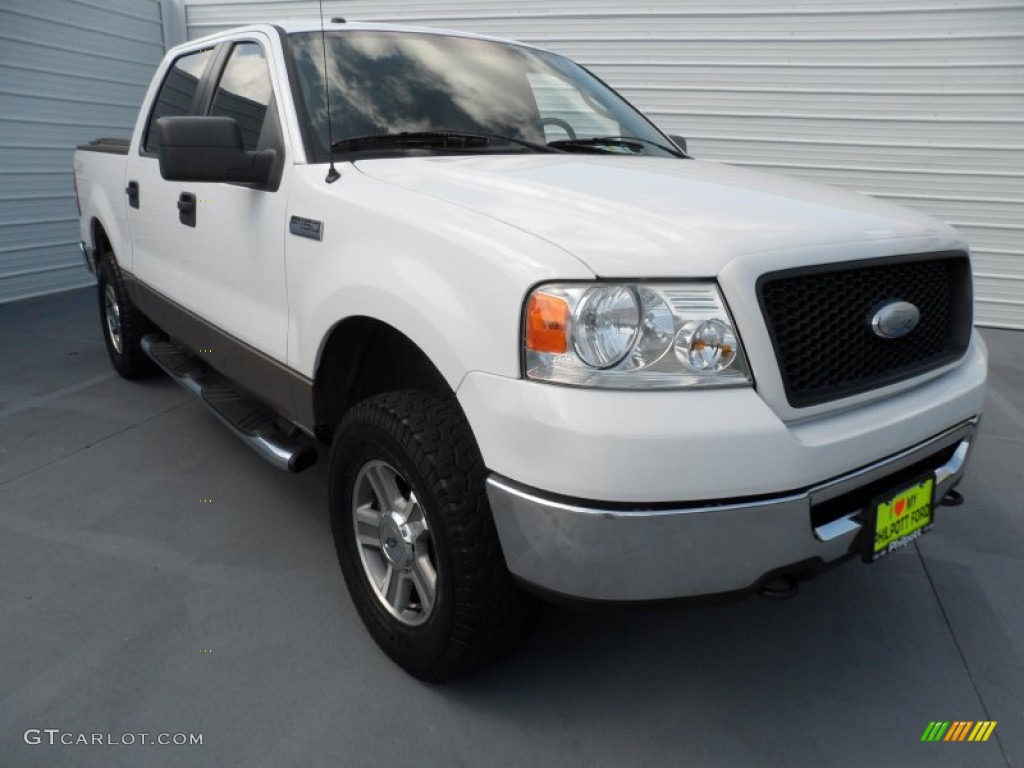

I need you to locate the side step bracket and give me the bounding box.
[141,335,316,473]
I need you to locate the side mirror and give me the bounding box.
[157,116,274,185]
[668,134,688,155]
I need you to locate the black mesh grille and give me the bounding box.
[758,252,973,407]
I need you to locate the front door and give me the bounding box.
[178,38,291,363]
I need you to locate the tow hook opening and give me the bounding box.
[940,488,965,507]
[758,576,800,600]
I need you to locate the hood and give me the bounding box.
[354,155,956,277]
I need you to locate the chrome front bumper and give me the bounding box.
[486,418,978,602]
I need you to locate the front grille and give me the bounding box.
[758,252,973,407]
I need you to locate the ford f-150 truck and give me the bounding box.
[73,20,987,681]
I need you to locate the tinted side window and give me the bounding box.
[144,48,215,153]
[210,42,273,151]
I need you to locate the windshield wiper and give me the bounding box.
[331,131,561,154]
[548,135,685,157]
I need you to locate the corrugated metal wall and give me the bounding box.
[184,0,1024,329]
[0,0,167,303]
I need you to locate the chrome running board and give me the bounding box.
[141,335,316,473]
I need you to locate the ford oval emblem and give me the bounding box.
[870,300,920,340]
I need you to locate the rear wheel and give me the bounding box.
[96,253,156,379]
[330,390,537,681]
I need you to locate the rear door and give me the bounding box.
[125,45,216,295]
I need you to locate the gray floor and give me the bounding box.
[1,287,1021,768]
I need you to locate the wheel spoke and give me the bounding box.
[402,493,430,543]
[354,503,381,549]
[409,556,437,615]
[405,518,428,543]
[357,531,381,550]
[386,570,413,613]
[379,563,395,599]
[403,492,425,525]
[355,504,380,528]
[366,463,402,511]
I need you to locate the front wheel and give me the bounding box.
[329,390,537,681]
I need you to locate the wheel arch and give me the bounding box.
[81,169,131,269]
[312,315,457,441]
[90,217,113,262]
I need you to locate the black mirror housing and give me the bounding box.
[157,116,274,185]
[668,134,688,154]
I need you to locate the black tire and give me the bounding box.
[97,253,157,379]
[329,390,537,681]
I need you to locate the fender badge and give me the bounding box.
[870,300,920,339]
[289,216,323,241]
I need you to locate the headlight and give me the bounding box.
[572,286,640,368]
[677,319,738,372]
[524,282,752,389]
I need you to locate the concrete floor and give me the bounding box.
[1,287,1021,768]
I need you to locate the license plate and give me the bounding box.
[868,476,935,562]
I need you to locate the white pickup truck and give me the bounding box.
[74,20,987,680]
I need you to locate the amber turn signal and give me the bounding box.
[526,292,570,354]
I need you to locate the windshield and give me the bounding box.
[288,30,679,160]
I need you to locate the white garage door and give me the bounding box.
[0,0,167,303]
[185,0,1024,329]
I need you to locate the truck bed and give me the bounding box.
[76,137,130,155]
[73,138,131,270]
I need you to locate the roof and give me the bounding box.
[182,19,545,53]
